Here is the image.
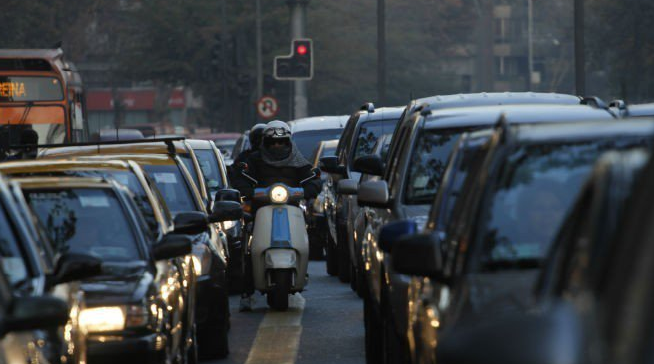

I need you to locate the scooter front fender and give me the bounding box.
[252,205,309,292]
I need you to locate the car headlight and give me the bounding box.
[270,185,289,204]
[79,307,125,333]
[222,220,237,230]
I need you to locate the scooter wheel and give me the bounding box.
[267,271,291,311]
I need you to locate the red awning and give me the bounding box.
[87,89,186,111]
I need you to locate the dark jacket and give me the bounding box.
[230,150,321,200]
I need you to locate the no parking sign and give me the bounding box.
[256,96,279,119]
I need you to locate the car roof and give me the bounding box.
[511,119,654,144]
[415,92,581,111]
[14,176,114,189]
[0,159,132,175]
[423,104,614,129]
[288,115,349,132]
[38,141,189,159]
[625,103,654,117]
[357,106,405,123]
[71,154,178,166]
[184,139,214,150]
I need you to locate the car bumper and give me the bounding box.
[87,332,166,364]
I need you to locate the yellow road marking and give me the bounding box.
[245,294,306,364]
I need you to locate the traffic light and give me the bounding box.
[274,39,313,80]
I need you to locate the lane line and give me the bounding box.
[245,294,306,364]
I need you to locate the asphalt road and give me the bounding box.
[210,261,366,364]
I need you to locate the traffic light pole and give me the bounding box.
[288,0,309,119]
[574,0,585,95]
[255,0,263,101]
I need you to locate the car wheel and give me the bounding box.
[185,323,198,364]
[309,229,325,260]
[381,296,410,364]
[349,263,357,292]
[326,233,338,276]
[197,295,229,359]
[355,260,366,299]
[364,295,383,364]
[337,240,351,283]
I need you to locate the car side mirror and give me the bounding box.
[174,212,209,235]
[215,188,241,203]
[437,302,583,364]
[153,234,192,261]
[357,180,390,208]
[3,296,69,336]
[352,154,384,176]
[378,219,418,253]
[337,179,358,195]
[48,253,103,287]
[210,201,243,223]
[320,156,346,175]
[392,233,444,278]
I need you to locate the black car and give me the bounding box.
[357,103,616,364]
[0,174,96,364]
[435,146,654,364]
[320,104,403,282]
[391,119,654,364]
[18,176,196,364]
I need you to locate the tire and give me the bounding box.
[355,260,366,299]
[364,296,383,364]
[326,233,338,276]
[185,324,198,364]
[267,270,291,311]
[197,294,229,359]
[349,263,357,292]
[381,295,410,364]
[309,230,325,260]
[337,239,351,283]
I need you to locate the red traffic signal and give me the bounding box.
[274,38,313,80]
[296,44,308,56]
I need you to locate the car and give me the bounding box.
[306,139,339,260]
[184,139,245,291]
[196,133,242,164]
[320,104,403,282]
[288,115,347,160]
[357,103,617,364]
[0,173,97,364]
[434,147,654,364]
[37,139,241,359]
[390,119,654,364]
[231,132,250,162]
[0,158,203,362]
[16,176,195,364]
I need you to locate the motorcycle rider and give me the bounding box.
[232,120,321,310]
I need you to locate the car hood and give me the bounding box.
[400,204,430,231]
[453,270,539,325]
[80,261,154,305]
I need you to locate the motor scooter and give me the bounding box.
[249,183,310,310]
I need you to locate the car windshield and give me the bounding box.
[405,129,467,204]
[25,188,143,261]
[142,164,197,214]
[352,120,396,162]
[0,202,29,286]
[293,129,343,160]
[195,149,225,195]
[480,138,648,268]
[214,141,237,159]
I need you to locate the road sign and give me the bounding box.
[274,39,313,80]
[256,95,279,119]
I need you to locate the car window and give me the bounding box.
[404,129,466,205]
[195,149,225,196]
[0,202,30,286]
[25,188,144,261]
[351,119,396,165]
[478,138,648,269]
[142,164,198,214]
[292,129,343,160]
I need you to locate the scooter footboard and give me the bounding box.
[252,205,309,292]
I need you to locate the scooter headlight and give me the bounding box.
[79,307,125,333]
[270,185,289,204]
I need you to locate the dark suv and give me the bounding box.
[390,119,654,364]
[320,104,403,282]
[357,103,616,363]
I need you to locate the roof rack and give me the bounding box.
[581,96,617,118]
[7,136,185,150]
[494,113,513,144]
[360,102,375,113]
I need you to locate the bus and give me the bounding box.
[0,48,88,149]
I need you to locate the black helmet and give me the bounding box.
[248,123,266,150]
[262,120,292,160]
